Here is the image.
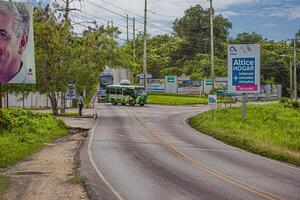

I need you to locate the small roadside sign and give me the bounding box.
[65,82,77,100]
[167,75,175,83]
[205,79,213,86]
[208,95,217,107]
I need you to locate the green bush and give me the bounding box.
[0,108,68,168]
[279,97,290,104]
[291,101,300,109]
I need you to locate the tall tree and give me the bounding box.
[173,5,232,59]
[230,32,264,43]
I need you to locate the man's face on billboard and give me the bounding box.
[0,11,28,82]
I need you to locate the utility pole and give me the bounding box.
[294,37,298,100]
[290,60,293,100]
[143,0,148,89]
[209,0,215,91]
[111,20,113,27]
[133,17,136,62]
[61,0,71,114]
[60,0,77,114]
[126,14,129,42]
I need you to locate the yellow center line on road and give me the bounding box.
[134,116,284,200]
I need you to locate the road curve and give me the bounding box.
[81,103,300,200]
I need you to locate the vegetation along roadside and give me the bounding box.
[189,103,300,166]
[148,93,235,105]
[0,108,69,168]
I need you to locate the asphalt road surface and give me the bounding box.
[81,103,300,200]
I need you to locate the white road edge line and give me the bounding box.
[182,113,300,172]
[87,111,125,200]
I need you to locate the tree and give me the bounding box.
[173,5,232,59]
[33,5,124,114]
[230,32,264,43]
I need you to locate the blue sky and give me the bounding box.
[21,0,300,41]
[220,0,300,40]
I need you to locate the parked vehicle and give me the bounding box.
[98,71,114,103]
[106,85,147,106]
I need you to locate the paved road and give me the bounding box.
[81,103,300,200]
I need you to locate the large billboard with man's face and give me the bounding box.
[0,1,35,84]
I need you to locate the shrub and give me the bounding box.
[279,97,290,104]
[0,108,68,167]
[291,101,300,109]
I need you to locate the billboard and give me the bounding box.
[65,82,77,100]
[0,1,36,84]
[228,44,260,93]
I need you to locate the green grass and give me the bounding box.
[0,108,68,168]
[57,112,79,117]
[148,93,235,105]
[189,103,300,166]
[67,176,82,185]
[0,175,8,197]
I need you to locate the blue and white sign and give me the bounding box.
[208,95,217,107]
[228,44,260,94]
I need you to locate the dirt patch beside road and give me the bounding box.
[2,132,88,200]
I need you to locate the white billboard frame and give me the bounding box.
[228,44,260,94]
[0,1,36,84]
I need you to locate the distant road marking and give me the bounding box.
[88,111,125,200]
[135,115,284,200]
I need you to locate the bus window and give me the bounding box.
[116,88,122,95]
[109,87,116,94]
[123,88,134,97]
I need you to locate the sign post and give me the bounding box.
[208,95,217,120]
[228,44,260,120]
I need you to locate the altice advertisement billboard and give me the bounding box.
[0,1,36,84]
[228,44,260,94]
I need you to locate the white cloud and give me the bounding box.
[212,0,260,9]
[221,11,240,17]
[288,6,300,19]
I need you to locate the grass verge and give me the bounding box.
[189,103,300,166]
[0,175,8,197]
[148,93,234,105]
[0,108,68,168]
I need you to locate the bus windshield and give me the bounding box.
[135,88,146,96]
[100,75,113,89]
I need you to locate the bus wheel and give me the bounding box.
[129,100,136,106]
[140,103,145,106]
[121,102,126,105]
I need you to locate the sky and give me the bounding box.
[23,0,300,41]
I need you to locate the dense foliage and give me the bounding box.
[0,109,68,167]
[123,5,300,97]
[3,5,133,114]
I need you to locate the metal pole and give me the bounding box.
[133,17,136,62]
[242,93,246,120]
[6,91,9,108]
[294,38,298,100]
[209,0,215,90]
[290,60,293,100]
[126,14,129,42]
[61,0,71,114]
[143,0,148,89]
